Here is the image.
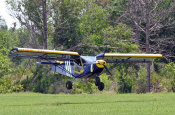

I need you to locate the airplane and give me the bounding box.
[9,47,162,91]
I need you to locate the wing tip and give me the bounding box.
[13,47,19,50]
[8,47,18,57]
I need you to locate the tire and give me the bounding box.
[66,81,72,90]
[98,82,104,91]
[95,77,100,86]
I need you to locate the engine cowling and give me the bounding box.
[96,60,106,68]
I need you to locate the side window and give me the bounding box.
[74,58,82,66]
[74,58,84,74]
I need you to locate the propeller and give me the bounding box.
[103,46,113,76]
[104,65,113,76]
[86,59,113,76]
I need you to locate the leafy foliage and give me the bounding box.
[160,62,175,92]
[0,76,23,93]
[52,0,84,50]
[0,0,174,94]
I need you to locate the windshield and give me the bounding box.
[81,56,96,63]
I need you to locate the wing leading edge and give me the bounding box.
[9,47,79,60]
[96,53,162,63]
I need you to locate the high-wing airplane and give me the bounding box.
[9,47,162,91]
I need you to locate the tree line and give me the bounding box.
[0,0,175,94]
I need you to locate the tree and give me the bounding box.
[0,16,8,31]
[42,0,47,49]
[110,0,175,92]
[126,0,175,58]
[108,0,175,60]
[77,0,108,54]
[52,0,84,50]
[7,0,52,48]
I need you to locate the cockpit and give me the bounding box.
[73,57,85,74]
[73,56,96,74]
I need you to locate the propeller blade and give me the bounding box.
[104,65,113,76]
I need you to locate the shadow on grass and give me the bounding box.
[4,99,156,107]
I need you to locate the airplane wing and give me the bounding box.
[9,47,80,60]
[96,53,162,63]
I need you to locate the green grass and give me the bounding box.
[0,92,175,115]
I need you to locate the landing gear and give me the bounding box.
[66,77,76,90]
[66,77,105,91]
[95,77,100,86]
[66,81,72,90]
[98,82,104,91]
[95,77,104,91]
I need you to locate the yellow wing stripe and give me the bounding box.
[17,48,79,55]
[104,53,162,58]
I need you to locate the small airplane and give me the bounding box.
[9,47,162,91]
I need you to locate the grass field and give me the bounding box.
[0,92,175,115]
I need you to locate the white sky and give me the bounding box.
[0,0,18,28]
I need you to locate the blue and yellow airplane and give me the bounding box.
[9,47,162,91]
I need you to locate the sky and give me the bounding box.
[0,0,18,28]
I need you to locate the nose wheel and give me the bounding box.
[95,77,104,91]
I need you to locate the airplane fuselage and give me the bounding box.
[38,56,105,79]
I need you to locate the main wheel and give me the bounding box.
[98,82,104,91]
[66,81,72,90]
[95,77,101,86]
